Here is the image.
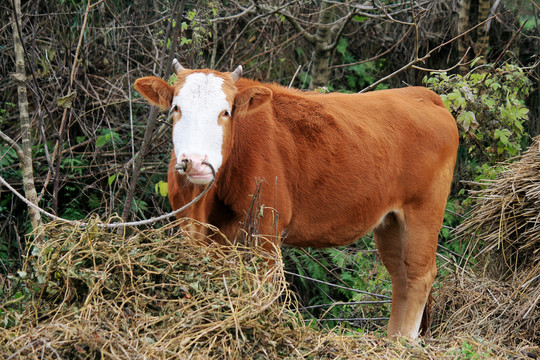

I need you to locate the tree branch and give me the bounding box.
[10,0,43,235]
[51,0,92,213]
[278,8,315,44]
[121,0,186,222]
[254,2,316,44]
[326,10,359,52]
[209,2,255,22]
[360,14,497,93]
[0,130,23,161]
[216,1,302,68]
[330,25,414,69]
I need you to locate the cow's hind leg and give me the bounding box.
[373,211,408,337]
[374,209,438,339]
[400,208,439,339]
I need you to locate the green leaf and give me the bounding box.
[57,91,76,109]
[336,38,348,57]
[353,15,368,22]
[457,111,476,131]
[490,81,501,90]
[108,174,116,186]
[96,133,110,148]
[154,180,168,197]
[447,90,460,101]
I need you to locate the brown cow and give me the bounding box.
[134,60,459,339]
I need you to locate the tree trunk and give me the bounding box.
[309,1,335,89]
[458,0,471,74]
[11,0,43,234]
[475,0,491,65]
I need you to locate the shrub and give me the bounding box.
[424,63,532,182]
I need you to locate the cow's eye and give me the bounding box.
[172,105,179,112]
[222,110,230,117]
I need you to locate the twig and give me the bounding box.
[216,0,303,67]
[0,129,23,160]
[303,317,389,322]
[209,3,255,22]
[283,270,391,299]
[330,25,414,69]
[300,300,390,311]
[127,26,135,172]
[493,18,528,66]
[360,15,498,93]
[288,65,302,88]
[121,0,186,222]
[412,48,473,72]
[52,0,92,213]
[0,163,215,229]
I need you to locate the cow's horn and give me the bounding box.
[172,58,185,76]
[230,65,243,82]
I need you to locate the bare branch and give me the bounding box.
[216,1,305,67]
[121,0,186,222]
[330,25,414,69]
[412,48,473,72]
[10,0,43,234]
[360,15,498,93]
[257,2,316,44]
[52,0,92,213]
[209,3,255,22]
[283,270,392,299]
[0,130,23,160]
[0,164,215,229]
[326,10,359,52]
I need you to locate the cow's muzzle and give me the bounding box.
[175,158,190,173]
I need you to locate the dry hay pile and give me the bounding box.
[433,136,540,350]
[0,218,536,359]
[1,219,298,359]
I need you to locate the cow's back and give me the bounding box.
[225,83,458,247]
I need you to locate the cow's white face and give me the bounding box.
[171,72,233,185]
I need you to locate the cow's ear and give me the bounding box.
[134,77,174,110]
[234,86,272,114]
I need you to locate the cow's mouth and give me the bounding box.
[175,158,216,185]
[186,172,214,185]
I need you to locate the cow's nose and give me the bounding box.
[176,154,208,174]
[175,158,189,172]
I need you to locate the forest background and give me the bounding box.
[0,0,539,345]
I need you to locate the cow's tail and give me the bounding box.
[419,288,433,337]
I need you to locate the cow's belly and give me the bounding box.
[281,224,372,248]
[279,203,394,248]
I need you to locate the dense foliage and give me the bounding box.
[425,63,533,183]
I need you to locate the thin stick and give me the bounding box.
[283,270,391,299]
[360,15,498,93]
[0,164,215,229]
[288,65,302,88]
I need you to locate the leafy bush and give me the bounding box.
[424,63,532,182]
[284,236,391,332]
[335,37,387,92]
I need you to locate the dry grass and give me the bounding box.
[0,217,537,359]
[428,135,540,357]
[457,137,540,280]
